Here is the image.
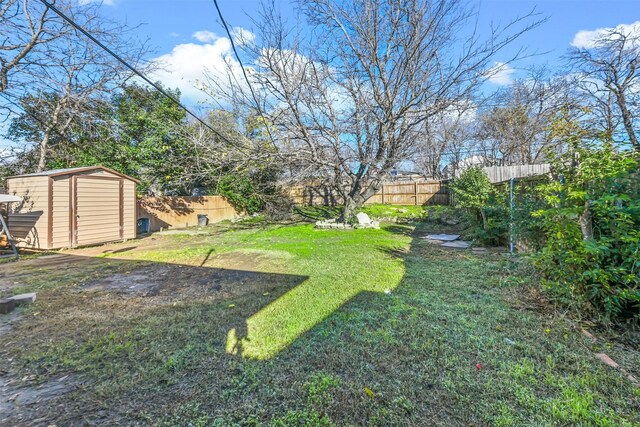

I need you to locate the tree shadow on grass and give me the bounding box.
[0,253,308,425]
[0,224,488,425]
[228,224,640,426]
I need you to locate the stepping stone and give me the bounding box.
[8,293,36,306]
[425,239,445,245]
[422,234,460,241]
[441,240,471,249]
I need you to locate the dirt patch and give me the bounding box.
[79,259,288,302]
[0,310,22,335]
[0,235,309,425]
[201,249,292,270]
[0,375,75,426]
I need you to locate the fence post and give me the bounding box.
[509,177,515,254]
[414,181,418,206]
[381,183,385,204]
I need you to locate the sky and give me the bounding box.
[89,0,640,105]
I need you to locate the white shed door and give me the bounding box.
[74,177,122,246]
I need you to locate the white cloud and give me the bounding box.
[231,27,256,47]
[571,21,640,48]
[192,31,219,43]
[168,32,179,38]
[486,62,514,86]
[150,29,254,103]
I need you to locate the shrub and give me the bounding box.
[217,164,280,215]
[451,167,509,244]
[218,175,263,214]
[533,147,639,323]
[451,166,493,228]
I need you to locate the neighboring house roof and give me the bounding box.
[8,165,139,182]
[391,169,421,175]
[442,155,488,176]
[453,155,486,169]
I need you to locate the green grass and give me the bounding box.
[360,203,428,218]
[1,220,638,426]
[294,203,432,221]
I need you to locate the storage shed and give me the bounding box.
[6,166,137,249]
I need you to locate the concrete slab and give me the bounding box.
[441,240,471,249]
[8,293,36,306]
[424,239,445,245]
[422,234,460,241]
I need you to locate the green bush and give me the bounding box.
[533,147,640,323]
[218,175,263,214]
[217,163,281,215]
[451,167,493,226]
[451,167,508,244]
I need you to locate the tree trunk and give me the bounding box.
[579,200,593,240]
[37,96,67,172]
[37,132,50,172]
[341,197,357,223]
[614,89,639,151]
[479,208,488,230]
[340,181,381,223]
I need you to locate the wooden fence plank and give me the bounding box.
[288,180,450,206]
[459,164,551,183]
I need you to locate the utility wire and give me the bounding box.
[37,0,238,148]
[212,0,278,150]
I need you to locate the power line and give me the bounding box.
[212,0,278,150]
[37,0,238,148]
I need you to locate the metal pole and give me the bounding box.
[0,209,19,259]
[509,177,515,254]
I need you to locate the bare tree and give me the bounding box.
[569,25,640,150]
[474,69,576,165]
[3,1,150,172]
[410,104,476,179]
[210,0,544,219]
[0,0,67,94]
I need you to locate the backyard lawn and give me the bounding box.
[0,214,639,426]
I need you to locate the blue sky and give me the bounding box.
[93,0,640,104]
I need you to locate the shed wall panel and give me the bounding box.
[75,177,122,247]
[51,177,71,248]
[6,176,50,249]
[122,180,136,239]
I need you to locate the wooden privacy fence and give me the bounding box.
[289,180,450,206]
[455,164,551,184]
[137,196,238,233]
